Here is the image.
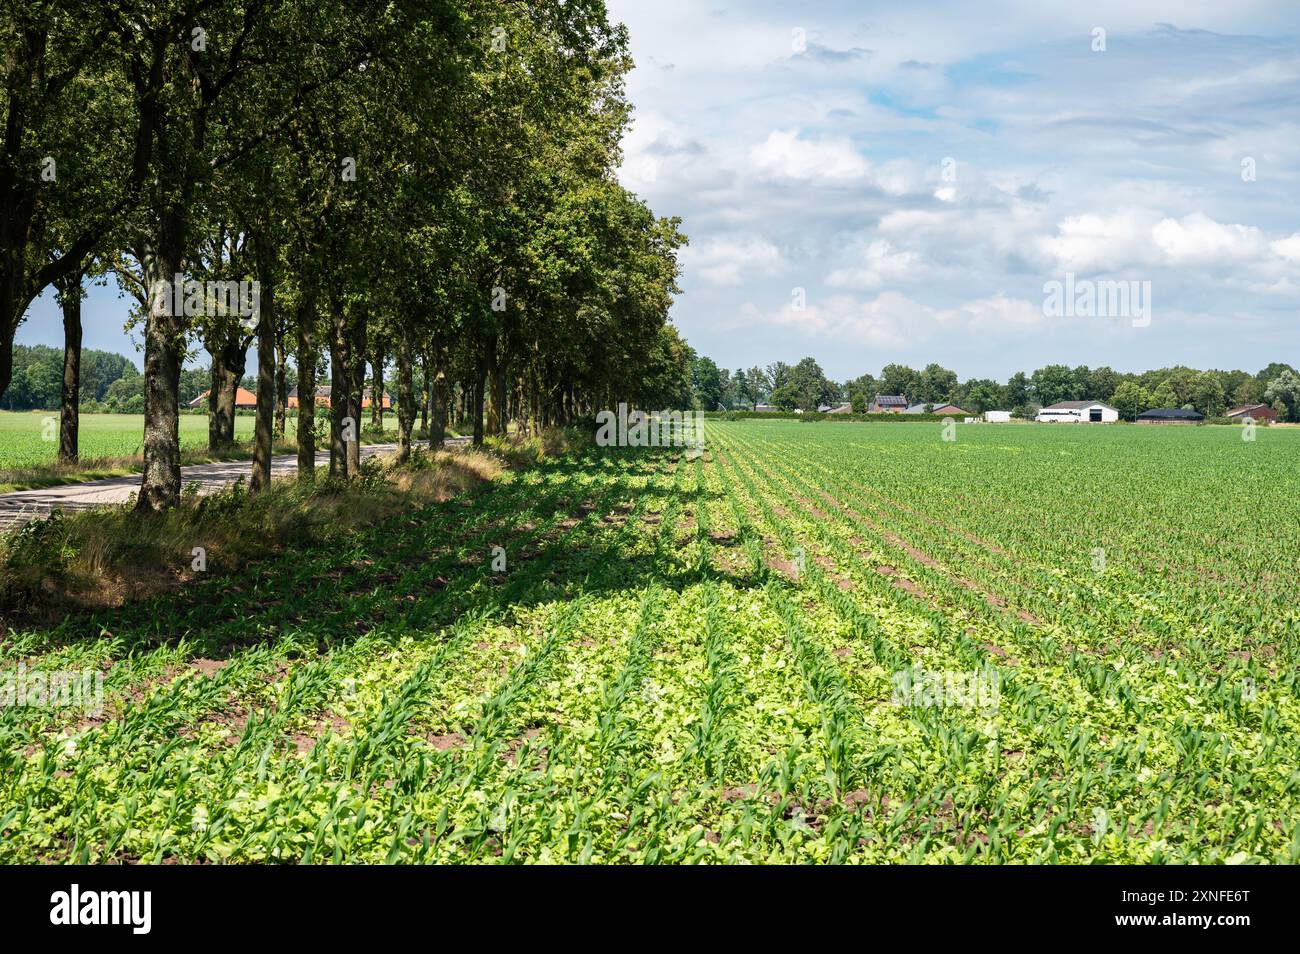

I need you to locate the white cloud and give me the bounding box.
[826,240,920,289]
[681,234,783,286]
[744,291,1043,345]
[748,129,870,184]
[1152,212,1265,265]
[1270,233,1300,264]
[602,1,1300,378]
[944,295,1044,332]
[1038,210,1160,273]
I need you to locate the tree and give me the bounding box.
[1264,370,1300,422]
[1087,366,1120,403]
[917,363,958,404]
[745,366,771,404]
[844,372,879,405]
[1005,371,1030,413]
[0,0,148,405]
[963,379,1004,414]
[1231,377,1263,407]
[767,361,792,396]
[1110,380,1148,420]
[879,363,918,398]
[770,381,799,411]
[789,356,835,410]
[691,356,724,410]
[1189,372,1225,417]
[1148,380,1179,410]
[1030,364,1076,407]
[731,368,752,409]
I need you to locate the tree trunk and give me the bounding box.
[346,316,365,476]
[296,289,317,482]
[370,347,384,431]
[329,304,349,478]
[0,331,13,408]
[56,271,83,463]
[137,228,185,514]
[419,354,429,435]
[275,313,288,440]
[486,342,508,436]
[430,370,448,447]
[250,233,276,493]
[208,335,245,450]
[395,334,414,463]
[472,360,486,446]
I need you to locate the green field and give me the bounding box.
[3,419,1298,863]
[0,412,255,468]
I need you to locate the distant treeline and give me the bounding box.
[703,410,951,423]
[3,345,210,413]
[691,356,1300,422]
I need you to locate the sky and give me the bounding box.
[605,0,1300,380]
[15,0,1300,384]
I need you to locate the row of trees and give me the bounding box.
[694,357,1300,421]
[2,0,689,510]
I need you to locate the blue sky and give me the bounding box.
[16,0,1300,383]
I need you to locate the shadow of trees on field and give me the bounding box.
[29,448,748,660]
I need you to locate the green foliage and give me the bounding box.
[3,422,1298,863]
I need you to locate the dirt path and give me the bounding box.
[0,437,470,531]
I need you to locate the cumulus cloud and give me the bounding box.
[1269,233,1300,264]
[743,291,1044,345]
[826,240,920,289]
[1152,212,1265,264]
[681,234,784,287]
[747,129,870,185]
[601,0,1300,378]
[1038,210,1162,273]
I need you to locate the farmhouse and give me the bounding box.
[1226,403,1277,423]
[1137,407,1204,424]
[904,402,970,416]
[1035,401,1118,423]
[870,394,908,413]
[287,385,392,410]
[187,387,257,410]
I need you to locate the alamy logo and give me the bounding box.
[595,403,705,457]
[50,885,152,934]
[1043,272,1151,327]
[891,665,1000,712]
[153,274,260,320]
[1,665,103,716]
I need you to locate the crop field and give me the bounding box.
[2,419,1298,863]
[0,412,255,469]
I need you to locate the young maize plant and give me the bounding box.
[3,422,1299,863]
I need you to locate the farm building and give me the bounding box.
[984,410,1012,423]
[904,402,970,416]
[1137,407,1204,424]
[1035,401,1119,423]
[818,403,853,414]
[287,385,391,410]
[753,403,777,412]
[187,387,257,410]
[1226,403,1277,422]
[870,394,908,413]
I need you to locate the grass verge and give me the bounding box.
[0,428,577,623]
[0,427,463,493]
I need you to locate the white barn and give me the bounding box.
[1035,401,1119,423]
[984,410,1012,423]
